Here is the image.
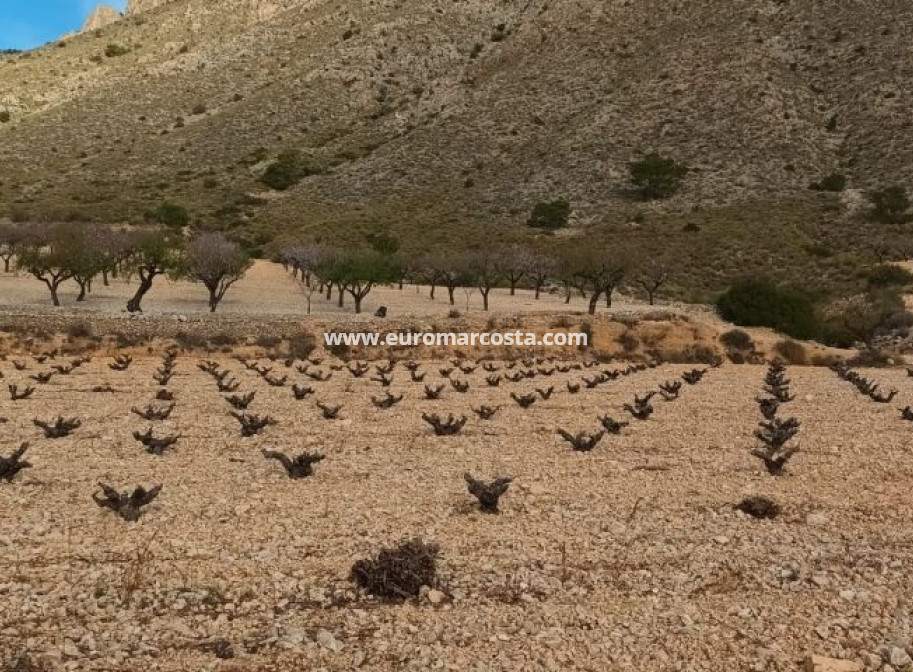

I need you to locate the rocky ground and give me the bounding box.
[0,349,911,671]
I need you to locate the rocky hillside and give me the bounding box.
[1,0,911,292]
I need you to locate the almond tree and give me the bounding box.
[317,250,399,314]
[527,252,556,300]
[15,224,73,306]
[0,222,25,272]
[570,248,627,315]
[125,228,184,313]
[636,259,670,305]
[186,232,252,312]
[466,250,502,312]
[497,244,535,296]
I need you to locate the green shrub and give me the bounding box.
[820,289,913,347]
[629,152,688,199]
[260,150,321,190]
[104,43,130,57]
[867,264,913,288]
[869,185,911,224]
[773,339,808,365]
[145,201,189,228]
[527,199,570,230]
[809,173,846,192]
[191,103,207,115]
[716,278,820,340]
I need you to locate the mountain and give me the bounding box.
[82,5,123,33]
[1,0,911,294]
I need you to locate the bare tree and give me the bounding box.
[466,250,502,312]
[636,259,670,305]
[570,249,627,315]
[526,252,556,300]
[497,244,534,296]
[186,232,252,312]
[283,243,327,288]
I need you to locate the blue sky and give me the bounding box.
[0,0,127,50]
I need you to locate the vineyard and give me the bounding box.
[0,347,910,671]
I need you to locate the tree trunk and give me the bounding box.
[534,283,542,300]
[588,290,602,315]
[648,291,655,306]
[326,283,332,300]
[126,273,155,313]
[337,285,344,307]
[2,257,10,272]
[354,296,363,314]
[481,288,490,311]
[76,280,88,302]
[429,282,436,300]
[605,288,614,308]
[447,286,456,305]
[509,280,517,296]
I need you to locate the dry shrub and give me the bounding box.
[847,348,895,368]
[616,329,639,353]
[663,344,721,365]
[350,538,439,601]
[66,321,93,340]
[286,331,316,360]
[255,334,282,349]
[810,353,838,367]
[719,329,753,351]
[209,331,238,346]
[773,339,808,365]
[549,315,573,328]
[173,331,206,350]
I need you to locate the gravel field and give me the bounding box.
[0,351,911,671]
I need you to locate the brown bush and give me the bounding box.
[773,339,808,365]
[350,538,439,601]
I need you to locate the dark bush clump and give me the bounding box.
[350,538,439,601]
[174,331,207,350]
[616,329,639,353]
[66,321,93,340]
[716,278,820,340]
[719,328,753,351]
[260,150,322,191]
[255,334,282,349]
[867,264,913,288]
[809,173,846,192]
[104,43,130,57]
[527,199,570,231]
[287,331,316,360]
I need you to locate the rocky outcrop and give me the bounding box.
[126,0,174,16]
[81,5,122,32]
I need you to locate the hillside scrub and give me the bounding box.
[716,278,819,340]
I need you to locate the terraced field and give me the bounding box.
[0,351,911,671]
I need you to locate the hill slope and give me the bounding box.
[1,0,911,293]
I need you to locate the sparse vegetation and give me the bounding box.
[629,152,688,199]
